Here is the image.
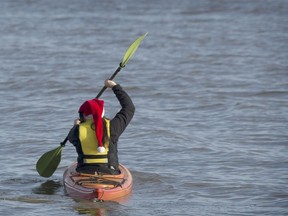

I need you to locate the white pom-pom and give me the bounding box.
[97,146,105,153]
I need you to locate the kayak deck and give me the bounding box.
[63,163,133,201]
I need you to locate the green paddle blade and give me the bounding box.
[36,146,62,178]
[120,32,148,68]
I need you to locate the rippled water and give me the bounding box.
[0,0,287,215]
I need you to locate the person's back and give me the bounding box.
[68,79,135,175]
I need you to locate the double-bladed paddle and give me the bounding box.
[36,33,148,177]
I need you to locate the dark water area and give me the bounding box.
[0,0,287,215]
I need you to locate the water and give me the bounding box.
[0,0,287,215]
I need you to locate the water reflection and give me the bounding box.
[75,206,105,216]
[73,200,124,216]
[32,180,62,195]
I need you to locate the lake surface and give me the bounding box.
[0,0,287,215]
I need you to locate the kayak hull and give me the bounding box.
[63,163,133,201]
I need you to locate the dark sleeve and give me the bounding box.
[110,84,135,142]
[67,124,80,146]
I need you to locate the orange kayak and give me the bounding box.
[63,163,133,201]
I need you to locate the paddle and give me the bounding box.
[96,32,148,99]
[36,146,62,178]
[36,32,148,178]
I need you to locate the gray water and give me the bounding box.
[0,0,287,215]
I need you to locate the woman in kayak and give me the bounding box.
[68,79,135,175]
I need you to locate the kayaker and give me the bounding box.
[67,79,135,175]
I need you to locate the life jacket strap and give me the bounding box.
[83,155,107,159]
[83,154,108,164]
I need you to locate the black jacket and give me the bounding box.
[68,84,135,174]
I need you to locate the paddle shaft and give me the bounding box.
[95,64,123,99]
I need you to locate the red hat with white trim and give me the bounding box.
[78,98,105,153]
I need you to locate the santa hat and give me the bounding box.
[78,99,106,153]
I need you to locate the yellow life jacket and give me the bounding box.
[79,118,110,164]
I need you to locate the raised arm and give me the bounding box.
[105,80,135,141]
